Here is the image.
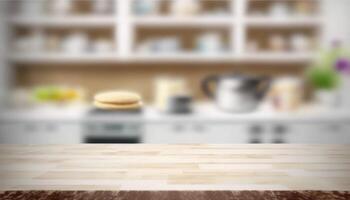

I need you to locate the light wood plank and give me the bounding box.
[0,144,349,191]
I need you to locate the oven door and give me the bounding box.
[83,122,142,143]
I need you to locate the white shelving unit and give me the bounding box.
[8,53,121,64]
[132,16,235,26]
[240,52,316,63]
[132,53,236,63]
[9,16,116,27]
[245,16,322,27]
[7,0,322,64]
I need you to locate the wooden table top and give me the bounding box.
[0,144,349,191]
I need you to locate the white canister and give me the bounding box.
[153,37,180,53]
[196,32,223,53]
[290,34,310,52]
[269,77,304,112]
[61,32,89,54]
[314,90,340,108]
[171,0,200,16]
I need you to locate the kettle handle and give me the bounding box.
[256,77,271,100]
[201,75,218,99]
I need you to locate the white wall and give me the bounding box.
[0,1,6,106]
[322,0,350,47]
[0,1,11,108]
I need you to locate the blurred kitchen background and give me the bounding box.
[0,0,349,144]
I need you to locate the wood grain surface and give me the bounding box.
[0,191,349,200]
[0,144,349,191]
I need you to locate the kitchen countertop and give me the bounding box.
[1,103,350,123]
[0,144,349,191]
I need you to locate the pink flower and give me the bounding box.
[335,58,350,74]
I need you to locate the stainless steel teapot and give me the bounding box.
[201,74,271,112]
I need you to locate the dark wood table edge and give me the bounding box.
[0,190,349,200]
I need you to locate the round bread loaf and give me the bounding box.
[94,91,141,104]
[94,101,142,110]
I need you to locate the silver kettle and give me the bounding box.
[202,74,271,112]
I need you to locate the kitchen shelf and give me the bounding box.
[240,52,315,63]
[132,16,235,27]
[9,52,315,64]
[245,17,322,27]
[10,53,236,63]
[132,53,235,62]
[9,53,121,64]
[132,53,314,63]
[9,16,116,27]
[6,0,322,64]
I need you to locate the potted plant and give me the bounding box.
[306,41,350,107]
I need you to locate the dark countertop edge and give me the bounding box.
[0,190,349,200]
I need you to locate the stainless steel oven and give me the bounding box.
[83,122,142,143]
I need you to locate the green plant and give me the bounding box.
[307,67,339,90]
[306,43,349,90]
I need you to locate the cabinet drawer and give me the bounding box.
[285,123,350,144]
[143,123,197,143]
[143,123,249,144]
[0,122,82,144]
[84,123,141,137]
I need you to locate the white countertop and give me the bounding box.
[0,103,349,123]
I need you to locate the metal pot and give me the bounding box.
[202,74,271,112]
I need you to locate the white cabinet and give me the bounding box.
[143,122,350,144]
[1,119,349,144]
[0,122,82,144]
[244,123,350,144]
[284,123,350,144]
[143,123,249,144]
